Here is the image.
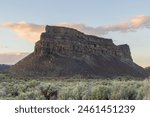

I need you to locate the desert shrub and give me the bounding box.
[91,85,110,100]
[138,79,150,99]
[17,90,44,100]
[82,84,92,100]
[0,83,19,98]
[38,83,58,100]
[110,81,139,100]
[58,82,92,100]
[0,74,6,79]
[58,87,74,100]
[0,87,7,96]
[71,83,87,100]
[17,92,29,100]
[26,80,40,88]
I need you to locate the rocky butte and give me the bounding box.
[9,25,147,78]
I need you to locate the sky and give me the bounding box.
[0,0,150,67]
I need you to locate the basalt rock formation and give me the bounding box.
[9,25,147,78]
[145,67,150,76]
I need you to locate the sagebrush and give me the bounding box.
[0,74,150,100]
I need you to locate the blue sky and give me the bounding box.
[0,0,150,67]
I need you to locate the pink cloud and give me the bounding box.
[58,15,150,35]
[1,22,44,43]
[0,15,150,42]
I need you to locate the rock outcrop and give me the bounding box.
[9,25,147,78]
[35,26,133,61]
[145,67,150,76]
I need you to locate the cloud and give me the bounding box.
[0,22,44,43]
[58,15,150,35]
[0,52,29,65]
[0,15,150,42]
[0,44,7,48]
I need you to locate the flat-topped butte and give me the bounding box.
[9,25,147,78]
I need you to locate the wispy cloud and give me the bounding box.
[0,52,29,65]
[0,22,44,43]
[58,15,150,35]
[0,15,150,43]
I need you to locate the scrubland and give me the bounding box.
[0,74,150,100]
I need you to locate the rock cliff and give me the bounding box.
[145,67,150,76]
[35,26,132,61]
[9,25,147,78]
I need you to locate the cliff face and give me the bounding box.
[9,26,147,78]
[145,67,150,76]
[35,26,132,61]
